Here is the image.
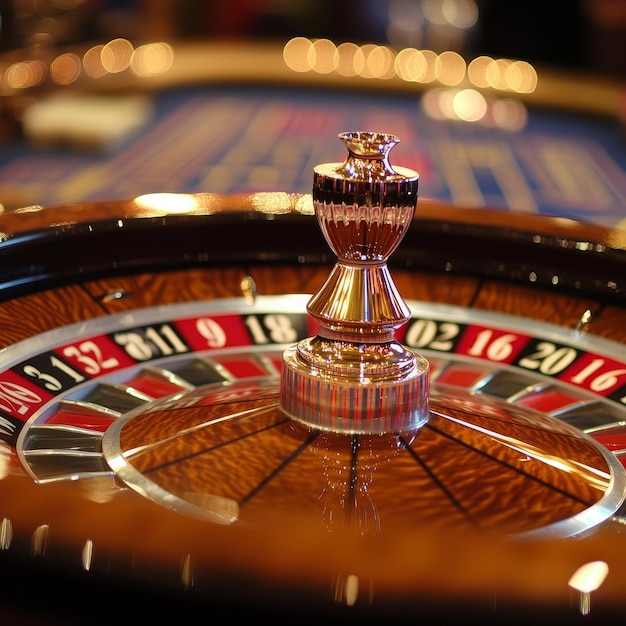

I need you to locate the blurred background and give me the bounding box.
[0,1,624,224]
[1,1,624,76]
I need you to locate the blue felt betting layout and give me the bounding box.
[0,86,624,228]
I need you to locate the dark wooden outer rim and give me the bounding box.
[1,193,624,303]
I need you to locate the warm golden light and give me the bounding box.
[13,205,44,214]
[283,36,312,73]
[486,58,512,90]
[420,49,439,83]
[506,60,538,93]
[181,553,195,589]
[0,517,12,549]
[282,37,537,99]
[250,192,296,214]
[4,60,47,89]
[366,45,396,79]
[294,193,315,215]
[32,524,49,557]
[467,55,493,88]
[82,539,94,571]
[395,48,422,81]
[101,38,134,73]
[335,42,360,77]
[310,38,338,74]
[134,193,203,214]
[435,50,466,86]
[83,45,107,78]
[50,53,82,85]
[355,43,378,78]
[453,88,487,122]
[568,561,609,616]
[131,42,174,77]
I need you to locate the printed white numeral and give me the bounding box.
[244,315,298,344]
[62,341,119,376]
[518,342,578,375]
[115,325,188,361]
[569,359,626,393]
[404,320,460,352]
[467,330,517,362]
[195,318,227,348]
[0,381,42,415]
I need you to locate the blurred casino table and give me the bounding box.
[0,33,624,228]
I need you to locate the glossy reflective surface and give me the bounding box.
[103,372,624,539]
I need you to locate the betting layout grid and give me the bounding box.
[0,86,624,227]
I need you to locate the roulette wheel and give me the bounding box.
[1,129,626,625]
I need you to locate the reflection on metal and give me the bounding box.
[333,572,362,607]
[181,553,195,589]
[568,560,609,615]
[82,539,94,571]
[98,289,131,303]
[576,309,593,334]
[0,518,13,550]
[314,430,406,536]
[280,132,429,433]
[133,192,207,214]
[31,524,49,557]
[434,408,611,492]
[240,274,257,304]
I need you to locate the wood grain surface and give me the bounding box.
[1,194,626,623]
